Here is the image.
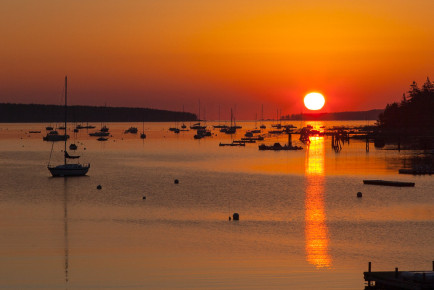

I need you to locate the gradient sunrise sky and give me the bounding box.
[1,0,433,119]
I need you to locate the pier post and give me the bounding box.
[367,262,372,286]
[395,267,398,278]
[366,136,369,152]
[432,260,434,271]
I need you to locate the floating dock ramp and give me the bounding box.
[363,180,415,187]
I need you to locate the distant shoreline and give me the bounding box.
[0,103,197,123]
[283,109,383,121]
[0,103,382,123]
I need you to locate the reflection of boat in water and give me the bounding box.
[43,130,69,141]
[124,127,138,134]
[190,123,206,130]
[258,142,302,151]
[48,76,90,177]
[89,131,109,137]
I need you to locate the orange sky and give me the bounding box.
[1,0,433,119]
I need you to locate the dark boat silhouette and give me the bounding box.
[47,76,90,177]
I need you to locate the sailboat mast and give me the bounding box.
[64,76,67,165]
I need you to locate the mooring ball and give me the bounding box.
[232,213,239,221]
[357,192,362,197]
[174,179,179,184]
[97,185,102,190]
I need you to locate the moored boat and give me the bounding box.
[47,76,90,177]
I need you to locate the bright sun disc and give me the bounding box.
[304,93,325,110]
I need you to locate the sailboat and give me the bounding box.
[48,76,90,177]
[260,104,266,129]
[181,105,187,129]
[140,121,147,139]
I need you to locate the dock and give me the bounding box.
[219,142,245,147]
[399,169,434,175]
[363,180,415,187]
[364,262,434,289]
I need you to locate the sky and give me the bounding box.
[1,0,433,120]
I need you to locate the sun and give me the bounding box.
[304,92,325,110]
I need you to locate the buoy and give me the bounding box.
[97,185,102,190]
[174,179,179,184]
[142,196,146,200]
[357,192,362,198]
[233,213,239,221]
[228,216,231,221]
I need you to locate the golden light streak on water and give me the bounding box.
[305,133,331,268]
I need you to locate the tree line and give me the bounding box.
[378,78,434,135]
[0,103,197,123]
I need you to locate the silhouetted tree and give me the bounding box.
[378,78,434,133]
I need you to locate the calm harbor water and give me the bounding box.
[0,121,433,289]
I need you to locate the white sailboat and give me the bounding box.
[48,76,90,177]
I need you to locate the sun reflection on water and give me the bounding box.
[305,134,331,268]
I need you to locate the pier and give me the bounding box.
[364,262,434,289]
[363,180,415,187]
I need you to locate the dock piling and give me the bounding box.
[395,267,398,278]
[367,262,372,287]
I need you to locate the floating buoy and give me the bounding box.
[97,185,102,190]
[142,196,146,200]
[233,213,239,221]
[174,179,179,184]
[357,192,362,198]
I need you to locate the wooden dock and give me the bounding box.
[219,142,245,147]
[363,180,415,187]
[399,168,434,175]
[364,262,434,289]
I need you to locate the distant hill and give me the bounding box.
[0,103,197,123]
[284,109,383,121]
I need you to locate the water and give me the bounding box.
[0,121,433,289]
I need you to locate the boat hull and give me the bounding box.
[363,180,415,187]
[48,164,90,177]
